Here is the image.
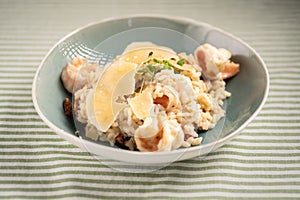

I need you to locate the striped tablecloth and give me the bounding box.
[1,0,299,199]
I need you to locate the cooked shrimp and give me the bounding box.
[134,106,183,152]
[61,56,87,93]
[194,43,239,80]
[153,85,181,112]
[221,61,240,80]
[61,56,98,93]
[153,95,169,110]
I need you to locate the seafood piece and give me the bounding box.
[154,70,200,127]
[61,56,98,93]
[153,85,181,112]
[194,43,239,80]
[134,106,184,152]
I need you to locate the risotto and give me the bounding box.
[61,42,239,152]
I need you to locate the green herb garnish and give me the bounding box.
[137,69,149,74]
[153,58,160,63]
[162,60,173,70]
[137,63,157,79]
[177,58,186,66]
[138,58,176,77]
[147,64,156,74]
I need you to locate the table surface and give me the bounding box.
[1,0,300,199]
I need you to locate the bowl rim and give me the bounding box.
[32,14,270,163]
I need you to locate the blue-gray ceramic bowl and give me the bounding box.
[32,15,269,164]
